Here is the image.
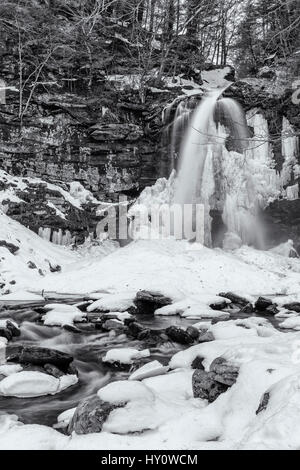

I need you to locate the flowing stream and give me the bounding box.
[0,298,288,428]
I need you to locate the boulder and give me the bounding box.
[209,357,239,386]
[165,326,194,345]
[8,346,73,373]
[209,300,228,311]
[68,395,125,435]
[186,326,200,340]
[192,369,228,402]
[264,304,279,315]
[255,297,274,311]
[240,303,254,313]
[134,290,172,315]
[219,292,249,307]
[102,319,125,332]
[282,302,300,313]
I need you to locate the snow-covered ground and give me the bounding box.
[1,318,300,449]
[1,200,300,449]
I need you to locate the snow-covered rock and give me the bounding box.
[102,348,150,365]
[0,371,77,397]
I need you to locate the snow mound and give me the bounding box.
[98,380,154,404]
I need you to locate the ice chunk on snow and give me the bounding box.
[102,348,150,365]
[129,360,168,381]
[0,371,77,397]
[98,380,154,404]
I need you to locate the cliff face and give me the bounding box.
[0,62,299,248]
[0,83,171,198]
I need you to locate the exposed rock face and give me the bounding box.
[0,84,173,203]
[68,395,125,435]
[192,357,239,403]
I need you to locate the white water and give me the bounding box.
[173,90,277,248]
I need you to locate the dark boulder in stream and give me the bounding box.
[134,290,172,314]
[165,326,195,345]
[7,346,74,373]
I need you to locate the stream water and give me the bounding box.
[0,299,287,428]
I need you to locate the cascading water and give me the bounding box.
[173,89,275,248]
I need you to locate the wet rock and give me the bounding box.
[6,321,20,337]
[219,292,249,307]
[63,324,81,333]
[102,319,125,332]
[255,297,274,311]
[134,290,172,315]
[240,303,254,313]
[125,321,145,338]
[256,392,270,414]
[44,363,65,378]
[8,346,73,373]
[0,328,13,341]
[282,302,300,313]
[209,357,239,386]
[192,369,228,402]
[0,240,19,254]
[265,304,279,315]
[165,326,194,345]
[186,326,200,340]
[191,356,205,370]
[209,300,228,311]
[68,395,125,435]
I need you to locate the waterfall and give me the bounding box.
[162,98,195,173]
[174,89,223,206]
[172,89,279,248]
